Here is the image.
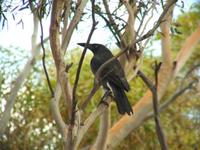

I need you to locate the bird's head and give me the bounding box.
[77,43,105,53]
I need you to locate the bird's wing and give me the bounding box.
[106,74,130,91]
[104,64,130,91]
[91,55,130,91]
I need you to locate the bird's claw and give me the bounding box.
[98,100,109,107]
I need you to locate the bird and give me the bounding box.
[78,43,133,115]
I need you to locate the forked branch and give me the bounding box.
[138,68,168,150]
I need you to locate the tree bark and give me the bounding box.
[91,108,110,150]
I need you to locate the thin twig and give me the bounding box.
[180,63,200,87]
[96,12,121,45]
[71,0,98,124]
[139,8,154,37]
[103,0,126,47]
[154,62,168,150]
[38,13,54,97]
[159,80,196,113]
[136,6,147,37]
[137,70,168,150]
[62,0,71,41]
[157,62,200,115]
[146,79,196,119]
[80,84,100,110]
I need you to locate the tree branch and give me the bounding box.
[0,12,40,135]
[38,10,54,97]
[91,107,110,150]
[49,0,73,149]
[106,1,181,148]
[96,12,120,45]
[80,84,100,110]
[74,97,111,149]
[138,69,168,150]
[91,90,112,150]
[72,0,98,124]
[50,83,66,138]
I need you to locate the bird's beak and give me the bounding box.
[78,43,93,52]
[77,43,86,47]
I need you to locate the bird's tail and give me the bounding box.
[109,82,133,115]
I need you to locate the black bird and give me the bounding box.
[78,43,133,115]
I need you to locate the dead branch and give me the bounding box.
[137,69,168,150]
[38,10,54,97]
[146,61,200,118]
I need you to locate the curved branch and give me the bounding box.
[91,108,110,150]
[50,83,66,135]
[38,12,54,97]
[0,13,40,135]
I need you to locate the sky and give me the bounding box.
[0,0,198,53]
